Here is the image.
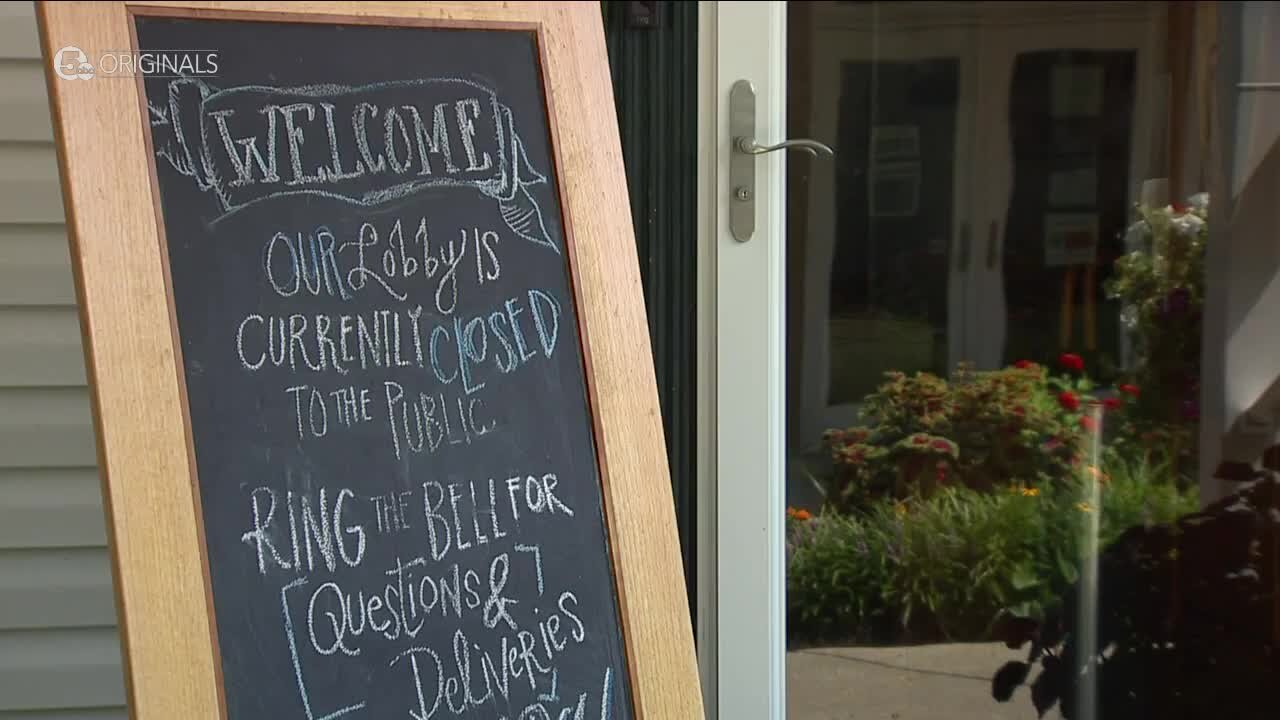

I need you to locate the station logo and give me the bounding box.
[52,46,94,80]
[53,46,218,80]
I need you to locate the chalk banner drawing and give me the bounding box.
[135,17,630,720]
[149,77,558,251]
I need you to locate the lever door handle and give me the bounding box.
[734,136,835,158]
[728,79,834,242]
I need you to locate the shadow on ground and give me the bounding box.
[786,643,1041,720]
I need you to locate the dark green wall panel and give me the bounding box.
[601,1,699,619]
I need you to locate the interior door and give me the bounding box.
[971,5,1165,375]
[793,4,986,460]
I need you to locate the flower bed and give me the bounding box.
[791,196,1211,649]
[796,351,1197,645]
[787,467,1196,646]
[819,353,1140,514]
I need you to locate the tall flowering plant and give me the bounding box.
[1104,194,1208,472]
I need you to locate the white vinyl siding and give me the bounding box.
[0,1,127,717]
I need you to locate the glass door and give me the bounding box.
[784,4,1172,719]
[708,2,1266,718]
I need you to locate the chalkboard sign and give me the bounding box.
[39,4,700,720]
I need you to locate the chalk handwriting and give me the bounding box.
[236,290,560,380]
[282,577,368,720]
[145,40,627,718]
[265,491,600,717]
[241,485,366,576]
[150,77,560,251]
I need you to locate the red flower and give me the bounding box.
[930,440,951,451]
[1058,391,1080,412]
[1058,353,1085,373]
[1014,359,1035,369]
[1080,416,1098,432]
[1119,384,1140,398]
[1172,202,1189,214]
[1103,397,1122,411]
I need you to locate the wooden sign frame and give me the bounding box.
[36,2,702,718]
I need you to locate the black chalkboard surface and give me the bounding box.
[137,17,632,720]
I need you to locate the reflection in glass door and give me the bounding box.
[781,3,1227,719]
[786,3,984,508]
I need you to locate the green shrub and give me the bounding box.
[885,487,1044,641]
[1095,455,1197,533]
[1007,460,1198,621]
[787,462,1198,646]
[786,511,894,644]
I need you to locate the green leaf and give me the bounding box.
[1009,565,1041,591]
[1055,551,1080,585]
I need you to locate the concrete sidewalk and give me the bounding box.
[786,643,1042,720]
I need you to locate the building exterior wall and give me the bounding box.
[0,2,127,716]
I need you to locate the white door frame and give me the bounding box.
[695,3,1205,718]
[697,2,788,718]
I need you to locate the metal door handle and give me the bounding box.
[728,79,834,242]
[734,137,835,157]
